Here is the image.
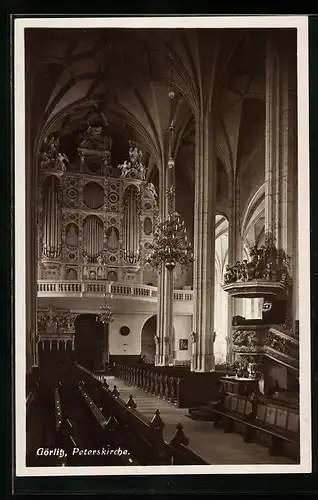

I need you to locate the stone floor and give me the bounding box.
[101,376,296,465]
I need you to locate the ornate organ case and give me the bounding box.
[37,128,158,285]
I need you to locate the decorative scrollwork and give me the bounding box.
[233,355,263,379]
[233,329,258,348]
[37,308,77,334]
[264,330,299,359]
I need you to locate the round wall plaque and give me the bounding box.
[120,326,130,336]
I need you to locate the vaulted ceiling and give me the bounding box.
[26,27,270,207]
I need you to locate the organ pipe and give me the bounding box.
[123,186,140,264]
[83,215,103,260]
[42,175,61,258]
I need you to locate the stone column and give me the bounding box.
[162,264,174,365]
[155,161,175,366]
[265,32,297,324]
[191,110,217,372]
[155,168,167,365]
[226,184,239,364]
[103,322,110,369]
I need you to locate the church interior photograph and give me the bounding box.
[24,26,300,467]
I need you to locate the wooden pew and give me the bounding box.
[86,383,167,465]
[53,383,84,465]
[166,424,209,465]
[26,378,43,464]
[57,377,139,466]
[77,385,139,466]
[208,392,299,461]
[167,443,209,465]
[75,364,211,465]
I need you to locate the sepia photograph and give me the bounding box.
[14,16,311,477]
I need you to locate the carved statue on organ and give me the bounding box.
[145,182,157,198]
[117,146,147,180]
[79,124,112,152]
[40,135,69,171]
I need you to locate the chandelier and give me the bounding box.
[146,53,193,273]
[96,258,114,324]
[96,295,114,325]
[147,211,193,272]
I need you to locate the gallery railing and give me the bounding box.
[37,280,193,302]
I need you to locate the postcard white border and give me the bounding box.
[14,15,311,477]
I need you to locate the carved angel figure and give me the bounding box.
[138,163,146,180]
[56,152,69,170]
[40,135,69,170]
[46,136,60,157]
[118,160,129,177]
[145,182,157,198]
[129,146,142,165]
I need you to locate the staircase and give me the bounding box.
[188,401,219,421]
[264,325,299,371]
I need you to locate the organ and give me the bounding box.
[38,120,158,285]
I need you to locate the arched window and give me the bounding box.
[214,215,229,365]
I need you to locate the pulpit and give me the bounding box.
[220,376,258,396]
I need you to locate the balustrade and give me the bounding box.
[114,363,193,407]
[37,280,193,301]
[173,291,193,301]
[86,282,107,293]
